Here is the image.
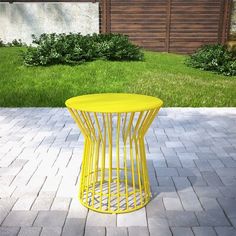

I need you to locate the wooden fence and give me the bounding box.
[100,0,233,53]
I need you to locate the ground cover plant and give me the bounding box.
[187,44,236,76]
[23,33,144,66]
[0,47,235,107]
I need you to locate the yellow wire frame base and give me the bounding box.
[79,179,151,214]
[68,108,160,214]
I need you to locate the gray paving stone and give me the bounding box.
[50,197,71,211]
[157,177,174,186]
[117,207,147,227]
[40,227,62,236]
[208,160,224,169]
[199,198,222,211]
[18,227,41,236]
[13,183,45,199]
[195,210,230,226]
[2,211,38,227]
[214,227,236,236]
[157,186,179,198]
[163,197,183,211]
[86,210,116,227]
[192,227,217,236]
[224,147,236,154]
[165,141,184,148]
[188,176,207,186]
[84,226,105,236]
[178,188,203,211]
[218,186,236,198]
[149,226,172,236]
[148,212,169,229]
[106,227,128,236]
[40,176,62,193]
[196,153,217,161]
[195,160,213,171]
[181,160,196,168]
[0,167,22,176]
[61,218,85,236]
[217,198,236,218]
[171,227,194,236]
[0,198,17,224]
[161,147,176,157]
[215,168,236,178]
[13,196,37,211]
[201,171,223,187]
[174,147,187,153]
[177,153,199,160]
[222,159,236,168]
[128,226,149,236]
[177,168,201,177]
[0,227,20,236]
[149,173,158,188]
[155,157,169,167]
[194,186,223,198]
[172,176,191,190]
[67,198,88,219]
[150,183,159,197]
[146,197,165,218]
[0,185,16,198]
[155,168,178,177]
[165,157,182,168]
[166,211,199,227]
[34,211,67,227]
[0,175,15,186]
[229,217,236,228]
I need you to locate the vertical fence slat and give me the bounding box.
[166,0,171,52]
[100,0,110,33]
[222,0,233,44]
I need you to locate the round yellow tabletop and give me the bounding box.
[65,93,163,113]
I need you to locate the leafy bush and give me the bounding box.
[23,33,144,66]
[0,39,5,47]
[0,39,25,47]
[187,44,236,76]
[7,39,25,47]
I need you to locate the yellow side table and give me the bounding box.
[65,93,163,214]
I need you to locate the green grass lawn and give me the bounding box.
[0,47,235,107]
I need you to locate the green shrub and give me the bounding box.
[23,33,144,66]
[0,39,25,47]
[7,39,25,47]
[187,44,236,76]
[0,39,5,47]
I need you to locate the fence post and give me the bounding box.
[166,0,171,52]
[100,0,111,33]
[219,0,233,44]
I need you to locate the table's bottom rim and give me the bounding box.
[78,195,151,214]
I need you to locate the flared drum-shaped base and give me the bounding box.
[66,93,163,213]
[69,111,159,213]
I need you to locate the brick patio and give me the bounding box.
[0,108,236,236]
